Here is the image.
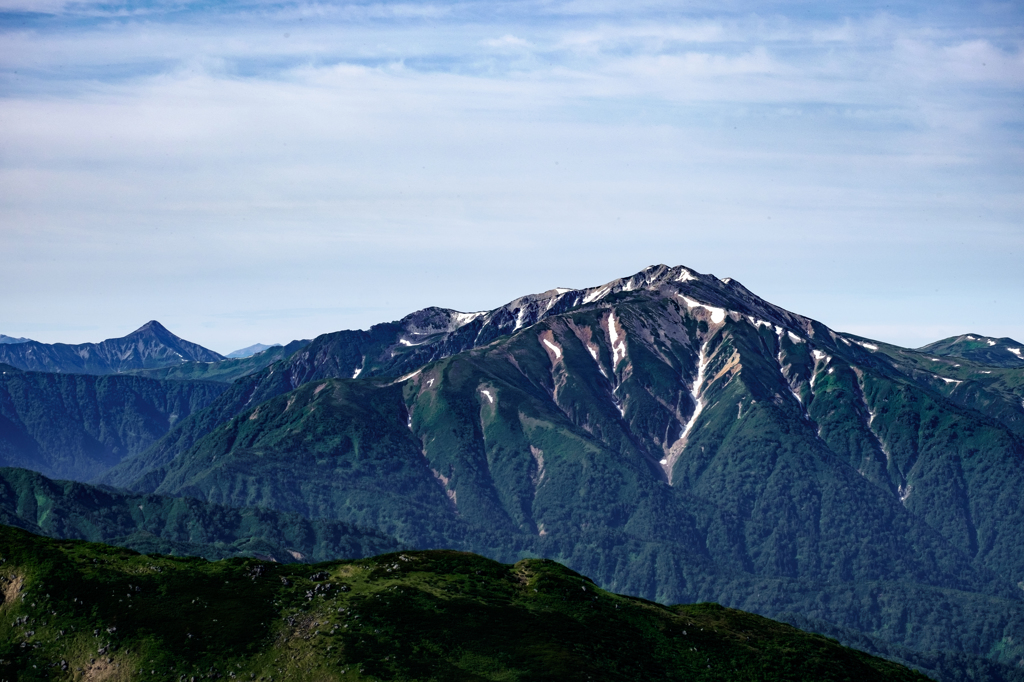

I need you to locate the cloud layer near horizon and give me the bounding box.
[1,0,1021,352]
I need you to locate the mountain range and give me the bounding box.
[0,320,223,374]
[0,335,31,345]
[0,364,227,480]
[0,467,400,563]
[1,264,1022,681]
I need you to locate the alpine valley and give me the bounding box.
[2,264,1023,681]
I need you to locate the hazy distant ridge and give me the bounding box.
[0,320,224,374]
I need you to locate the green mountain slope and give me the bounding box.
[0,525,929,682]
[0,368,228,480]
[126,338,311,383]
[99,272,713,488]
[0,467,401,563]
[101,265,1024,681]
[919,335,1024,369]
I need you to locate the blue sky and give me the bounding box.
[1,0,1021,353]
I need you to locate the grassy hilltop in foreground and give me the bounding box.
[0,526,928,682]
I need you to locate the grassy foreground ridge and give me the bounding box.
[0,526,927,681]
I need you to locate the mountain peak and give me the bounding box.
[919,333,1024,368]
[0,321,224,374]
[130,320,172,336]
[226,343,281,359]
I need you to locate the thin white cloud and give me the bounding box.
[0,0,69,12]
[1,2,1022,350]
[895,38,1024,85]
[482,34,531,49]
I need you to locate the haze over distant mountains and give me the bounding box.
[1,264,1023,682]
[0,334,31,344]
[0,320,223,374]
[226,342,281,359]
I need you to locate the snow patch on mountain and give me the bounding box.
[583,286,611,305]
[542,337,562,359]
[664,340,711,484]
[678,295,726,324]
[584,342,608,378]
[451,311,486,329]
[608,312,627,367]
[747,317,773,330]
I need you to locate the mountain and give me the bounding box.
[88,264,1024,681]
[0,320,224,375]
[226,342,280,358]
[102,267,739,487]
[0,525,928,682]
[0,335,31,345]
[126,338,311,384]
[920,334,1024,368]
[0,467,400,563]
[0,368,228,481]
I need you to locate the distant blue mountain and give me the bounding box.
[0,334,32,344]
[226,342,280,359]
[0,321,224,374]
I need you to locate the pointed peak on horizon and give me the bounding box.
[132,320,171,334]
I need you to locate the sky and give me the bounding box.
[1,0,1022,354]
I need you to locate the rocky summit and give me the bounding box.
[2,264,1023,681]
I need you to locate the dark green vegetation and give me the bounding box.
[0,367,227,480]
[126,339,311,384]
[0,321,223,375]
[920,334,1024,369]
[0,526,929,682]
[8,265,1024,681]
[0,468,401,563]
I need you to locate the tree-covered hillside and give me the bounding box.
[0,367,227,480]
[0,467,401,563]
[125,338,311,384]
[0,526,929,682]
